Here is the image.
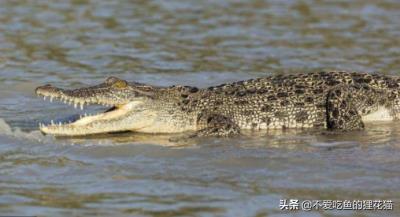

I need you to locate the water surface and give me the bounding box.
[0,0,400,216]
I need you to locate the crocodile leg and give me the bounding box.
[326,84,387,130]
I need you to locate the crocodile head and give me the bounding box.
[35,76,162,136]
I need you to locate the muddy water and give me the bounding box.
[0,0,399,217]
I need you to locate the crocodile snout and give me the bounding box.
[35,84,61,95]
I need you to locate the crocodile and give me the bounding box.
[35,71,400,137]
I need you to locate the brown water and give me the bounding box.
[0,0,399,216]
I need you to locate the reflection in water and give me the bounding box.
[0,0,400,216]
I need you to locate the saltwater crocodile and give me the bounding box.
[35,71,400,137]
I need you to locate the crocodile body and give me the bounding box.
[35,71,400,137]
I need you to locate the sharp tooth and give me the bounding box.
[43,96,47,100]
[50,97,53,102]
[74,103,77,109]
[59,122,61,126]
[51,120,54,125]
[80,103,84,110]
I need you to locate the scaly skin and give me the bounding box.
[35,71,400,137]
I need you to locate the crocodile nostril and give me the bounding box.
[36,84,52,90]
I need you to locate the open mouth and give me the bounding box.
[35,84,133,136]
[38,96,117,129]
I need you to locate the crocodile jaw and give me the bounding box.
[39,101,155,136]
[35,77,196,136]
[35,78,159,136]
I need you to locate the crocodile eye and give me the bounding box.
[113,80,128,89]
